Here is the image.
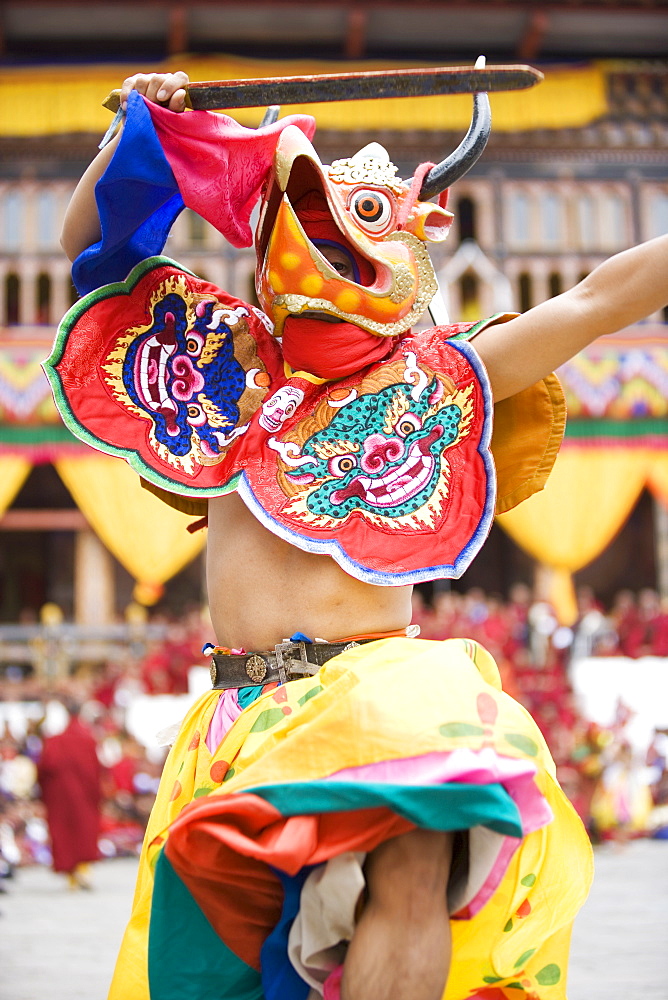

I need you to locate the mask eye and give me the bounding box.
[350,190,393,233]
[395,413,422,437]
[328,454,357,478]
[187,403,206,426]
[186,332,204,356]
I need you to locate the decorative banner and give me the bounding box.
[55,455,206,604]
[558,331,668,420]
[0,339,59,424]
[0,455,31,517]
[497,446,655,624]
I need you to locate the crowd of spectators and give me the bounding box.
[413,582,668,841]
[413,582,668,664]
[0,687,166,878]
[1,584,667,888]
[0,606,207,881]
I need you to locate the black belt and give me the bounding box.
[210,638,370,689]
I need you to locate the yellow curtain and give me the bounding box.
[645,450,668,508]
[55,456,205,605]
[496,448,649,624]
[0,455,31,516]
[0,57,609,137]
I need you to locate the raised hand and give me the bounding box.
[119,71,190,112]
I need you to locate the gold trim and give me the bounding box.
[245,654,268,683]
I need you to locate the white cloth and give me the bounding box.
[287,827,506,994]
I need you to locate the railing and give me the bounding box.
[0,622,168,678]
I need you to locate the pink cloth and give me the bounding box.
[326,747,552,835]
[323,965,344,999]
[323,747,553,918]
[147,101,316,247]
[205,689,245,753]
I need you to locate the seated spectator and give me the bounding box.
[428,590,465,641]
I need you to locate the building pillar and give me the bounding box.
[18,259,36,325]
[654,497,668,601]
[74,529,116,625]
[531,259,551,306]
[560,256,581,291]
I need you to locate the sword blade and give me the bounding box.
[103,64,542,113]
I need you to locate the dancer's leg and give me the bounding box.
[341,829,453,1000]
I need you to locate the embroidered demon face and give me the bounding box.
[102,276,269,473]
[279,360,475,526]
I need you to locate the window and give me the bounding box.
[459,271,481,322]
[540,192,562,248]
[187,210,208,248]
[576,193,597,250]
[548,272,563,298]
[36,190,57,249]
[456,196,476,243]
[600,191,627,250]
[37,273,52,324]
[648,192,668,240]
[509,191,531,248]
[3,190,23,251]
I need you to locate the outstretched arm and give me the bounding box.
[60,72,189,262]
[473,234,668,401]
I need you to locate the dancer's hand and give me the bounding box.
[119,71,190,112]
[61,69,190,259]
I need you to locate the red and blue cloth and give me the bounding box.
[73,91,316,295]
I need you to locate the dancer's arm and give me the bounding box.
[473,234,668,401]
[60,71,189,261]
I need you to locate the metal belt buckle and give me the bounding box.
[274,640,312,682]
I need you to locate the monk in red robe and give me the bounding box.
[38,704,101,889]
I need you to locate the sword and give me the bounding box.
[102,63,542,114]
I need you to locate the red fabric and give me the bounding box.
[324,966,344,999]
[55,258,489,585]
[110,756,137,795]
[281,315,397,379]
[38,717,101,873]
[147,102,316,248]
[649,613,668,655]
[165,792,414,968]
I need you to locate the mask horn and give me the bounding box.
[418,58,492,201]
[260,105,281,126]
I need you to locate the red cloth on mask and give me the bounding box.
[281,316,397,379]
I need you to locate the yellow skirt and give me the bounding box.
[109,637,593,1000]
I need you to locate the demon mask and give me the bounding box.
[254,93,490,378]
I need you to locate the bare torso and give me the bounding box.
[207,492,413,650]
